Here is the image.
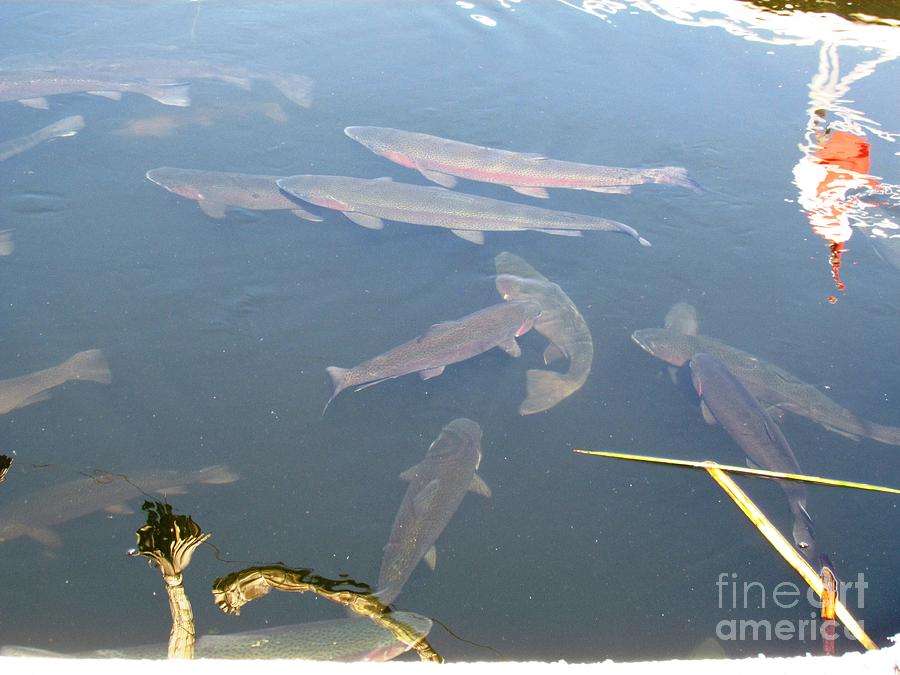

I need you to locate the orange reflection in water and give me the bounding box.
[796,128,880,300]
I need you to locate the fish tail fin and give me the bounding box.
[194,464,239,485]
[63,349,112,384]
[519,369,573,416]
[645,167,703,194]
[323,366,350,415]
[144,82,191,107]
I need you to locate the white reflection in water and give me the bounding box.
[471,14,498,27]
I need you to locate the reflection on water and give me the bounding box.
[0,0,897,664]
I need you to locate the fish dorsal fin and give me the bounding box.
[419,365,446,380]
[198,201,228,219]
[699,400,717,425]
[19,97,49,109]
[543,343,567,365]
[423,545,437,570]
[451,229,484,244]
[27,527,62,548]
[291,208,323,222]
[412,479,441,516]
[469,473,491,498]
[416,165,457,189]
[420,319,458,340]
[664,302,699,335]
[88,90,123,101]
[762,418,784,446]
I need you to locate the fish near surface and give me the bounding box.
[0,229,12,256]
[494,252,593,415]
[378,418,490,605]
[276,174,650,245]
[0,349,111,417]
[1,612,432,661]
[0,72,190,109]
[689,353,816,558]
[324,300,541,411]
[631,304,900,447]
[344,126,700,198]
[0,465,238,548]
[0,115,84,162]
[145,167,322,221]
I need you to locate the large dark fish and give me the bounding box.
[0,349,111,417]
[0,465,238,548]
[494,252,593,415]
[145,167,322,221]
[0,612,432,661]
[276,174,650,245]
[631,303,900,446]
[0,72,190,109]
[689,353,815,557]
[324,300,541,411]
[378,418,490,605]
[0,115,83,162]
[345,126,700,198]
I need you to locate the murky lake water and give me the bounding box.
[1,0,898,662]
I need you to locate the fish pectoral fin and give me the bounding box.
[412,479,441,516]
[344,212,385,230]
[16,390,53,409]
[450,229,484,244]
[469,473,492,498]
[582,185,632,194]
[198,201,228,219]
[19,97,49,109]
[535,229,582,237]
[423,545,437,570]
[28,527,62,548]
[745,457,761,470]
[419,365,446,380]
[499,338,521,358]
[398,466,419,482]
[353,376,394,392]
[667,366,680,385]
[521,153,547,161]
[104,503,135,515]
[416,165,457,189]
[764,405,786,424]
[543,343,567,365]
[291,208,323,222]
[509,185,549,199]
[699,400,717,425]
[87,90,123,101]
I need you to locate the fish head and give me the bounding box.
[145,167,205,200]
[630,328,691,366]
[276,175,352,211]
[511,300,543,336]
[687,353,719,396]
[344,126,391,154]
[495,274,546,303]
[792,514,816,559]
[429,418,483,465]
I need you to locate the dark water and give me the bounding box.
[0,0,898,663]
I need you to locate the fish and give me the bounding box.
[0,115,84,162]
[689,353,816,557]
[276,175,650,245]
[0,349,112,417]
[0,464,238,548]
[0,229,12,256]
[0,611,432,661]
[145,167,322,221]
[494,252,593,415]
[631,303,900,446]
[324,300,541,412]
[0,72,190,109]
[344,126,700,197]
[378,418,490,605]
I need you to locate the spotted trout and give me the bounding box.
[0,611,432,661]
[378,418,490,605]
[0,349,111,417]
[276,174,650,245]
[0,72,190,108]
[324,300,541,411]
[631,303,900,446]
[690,353,816,558]
[145,167,322,221]
[344,126,700,198]
[494,252,593,415]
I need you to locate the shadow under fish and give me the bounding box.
[494,252,593,415]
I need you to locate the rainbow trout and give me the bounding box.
[0,349,111,416]
[0,116,83,162]
[344,126,699,198]
[276,174,650,245]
